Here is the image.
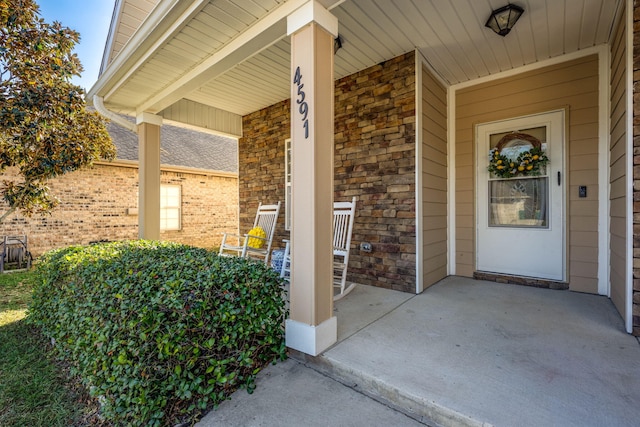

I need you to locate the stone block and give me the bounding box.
[238,52,418,293]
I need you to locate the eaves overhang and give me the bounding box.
[88,0,332,117]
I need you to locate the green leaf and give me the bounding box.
[27,241,287,426]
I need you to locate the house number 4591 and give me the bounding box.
[293,66,309,139]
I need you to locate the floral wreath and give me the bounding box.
[487,132,549,179]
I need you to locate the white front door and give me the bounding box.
[476,110,565,281]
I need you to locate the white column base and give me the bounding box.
[285,316,337,356]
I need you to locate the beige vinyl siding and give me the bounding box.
[161,99,243,137]
[609,11,628,319]
[456,55,600,293]
[421,64,448,288]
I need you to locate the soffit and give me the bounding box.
[101,0,160,74]
[93,0,623,117]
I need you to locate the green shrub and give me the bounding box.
[28,240,287,426]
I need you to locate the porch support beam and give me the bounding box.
[134,0,313,114]
[285,1,337,356]
[137,112,163,240]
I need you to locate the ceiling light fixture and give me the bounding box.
[485,4,524,37]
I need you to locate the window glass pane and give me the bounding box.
[285,139,292,230]
[490,126,546,150]
[164,213,179,230]
[489,178,548,228]
[160,187,167,208]
[160,185,181,230]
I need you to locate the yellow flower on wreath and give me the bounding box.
[487,146,549,178]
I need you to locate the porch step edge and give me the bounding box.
[289,350,494,427]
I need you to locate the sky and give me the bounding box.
[38,0,116,92]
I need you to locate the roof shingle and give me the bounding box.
[107,117,238,173]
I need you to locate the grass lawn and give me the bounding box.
[0,270,103,426]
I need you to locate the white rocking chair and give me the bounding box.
[281,197,356,301]
[219,201,281,264]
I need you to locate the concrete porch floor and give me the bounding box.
[199,276,640,426]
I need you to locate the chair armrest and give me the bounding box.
[241,235,268,250]
[243,234,267,240]
[222,232,243,239]
[220,232,244,250]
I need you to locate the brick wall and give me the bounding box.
[0,164,238,257]
[240,52,416,293]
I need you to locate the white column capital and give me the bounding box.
[136,112,163,126]
[287,0,338,37]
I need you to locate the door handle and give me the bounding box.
[557,171,561,186]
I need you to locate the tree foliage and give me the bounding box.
[0,0,115,221]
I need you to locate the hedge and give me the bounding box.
[27,240,287,426]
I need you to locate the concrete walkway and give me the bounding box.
[197,359,423,427]
[198,277,640,426]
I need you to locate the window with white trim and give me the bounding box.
[160,184,181,231]
[285,138,292,230]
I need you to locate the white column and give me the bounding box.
[285,1,338,356]
[137,112,162,240]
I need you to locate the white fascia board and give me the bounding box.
[598,46,611,297]
[415,49,424,294]
[88,0,189,100]
[93,160,238,178]
[447,85,456,276]
[104,0,212,107]
[162,117,242,139]
[624,0,633,334]
[136,0,312,114]
[99,0,123,76]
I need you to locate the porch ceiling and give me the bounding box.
[89,0,623,119]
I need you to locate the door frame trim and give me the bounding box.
[475,109,567,282]
[447,46,611,300]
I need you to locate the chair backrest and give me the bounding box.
[253,202,281,245]
[333,197,356,257]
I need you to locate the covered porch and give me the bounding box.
[89,0,638,357]
[200,278,640,426]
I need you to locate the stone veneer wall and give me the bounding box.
[240,100,291,252]
[0,164,238,257]
[633,0,640,336]
[239,52,416,293]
